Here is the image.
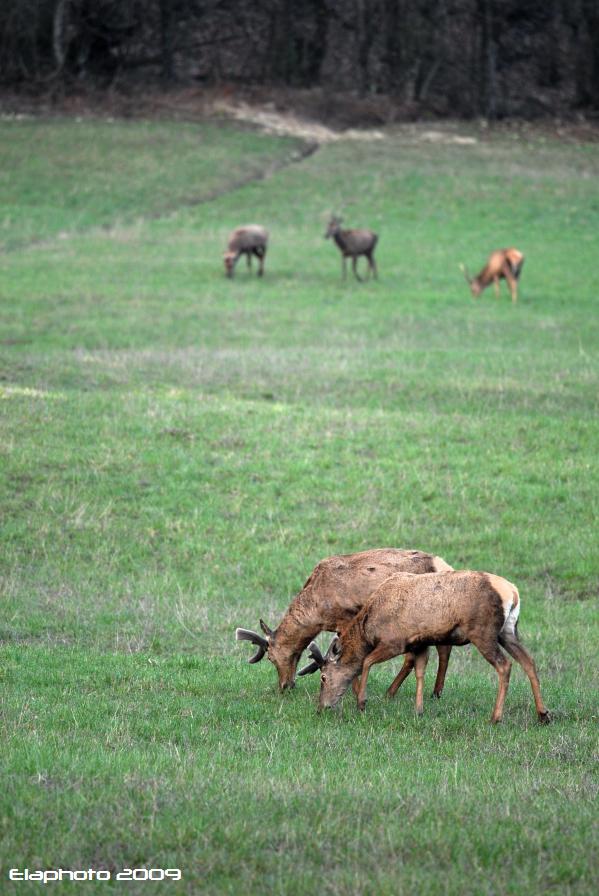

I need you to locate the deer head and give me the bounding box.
[459,263,481,297]
[235,619,299,691]
[223,250,237,277]
[324,215,342,239]
[302,633,362,710]
[297,635,356,709]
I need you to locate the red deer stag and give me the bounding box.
[460,248,524,302]
[223,225,268,278]
[235,548,453,694]
[325,216,378,281]
[315,570,550,724]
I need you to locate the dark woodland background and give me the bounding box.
[1,0,598,119]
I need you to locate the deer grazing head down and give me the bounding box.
[460,249,524,302]
[235,549,456,696]
[235,619,301,691]
[223,225,268,278]
[313,571,551,724]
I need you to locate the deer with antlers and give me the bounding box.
[313,570,550,725]
[325,216,378,281]
[460,248,524,302]
[235,548,453,695]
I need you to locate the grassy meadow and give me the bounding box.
[1,114,598,894]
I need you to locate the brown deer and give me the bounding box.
[223,225,268,278]
[325,216,378,281]
[460,248,524,302]
[235,548,453,694]
[315,570,550,725]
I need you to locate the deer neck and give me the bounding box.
[333,231,348,252]
[275,604,322,656]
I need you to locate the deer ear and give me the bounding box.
[259,619,274,638]
[325,635,342,661]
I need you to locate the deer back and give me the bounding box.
[228,225,268,253]
[335,228,377,255]
[478,248,523,285]
[360,570,517,648]
[278,548,452,640]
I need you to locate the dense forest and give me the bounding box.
[1,0,598,119]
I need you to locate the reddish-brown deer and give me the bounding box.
[315,570,550,725]
[235,548,454,694]
[325,216,378,281]
[223,224,268,278]
[460,248,524,302]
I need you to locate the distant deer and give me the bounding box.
[460,248,524,302]
[325,216,378,281]
[235,548,454,694]
[223,225,268,278]
[314,570,550,725]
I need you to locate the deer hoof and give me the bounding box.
[538,710,551,725]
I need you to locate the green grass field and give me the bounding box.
[1,114,598,895]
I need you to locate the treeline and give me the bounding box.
[1,0,598,118]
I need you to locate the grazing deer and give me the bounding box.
[460,248,524,302]
[325,216,378,281]
[223,225,268,278]
[235,548,453,694]
[315,570,550,725]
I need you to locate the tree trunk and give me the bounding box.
[52,0,69,72]
[383,0,402,93]
[479,0,498,118]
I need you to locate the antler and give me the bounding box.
[459,262,472,285]
[297,636,341,676]
[235,627,269,664]
[297,640,326,677]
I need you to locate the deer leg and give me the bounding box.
[386,653,415,698]
[342,256,347,280]
[369,252,378,280]
[352,675,361,698]
[246,251,252,271]
[356,643,402,711]
[255,247,265,277]
[499,631,550,723]
[500,262,517,301]
[414,650,430,715]
[493,277,500,298]
[506,272,517,302]
[352,256,363,282]
[432,645,452,698]
[471,637,512,723]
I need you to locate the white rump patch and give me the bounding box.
[501,593,521,636]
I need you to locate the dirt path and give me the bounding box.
[213,99,479,146]
[213,99,386,143]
